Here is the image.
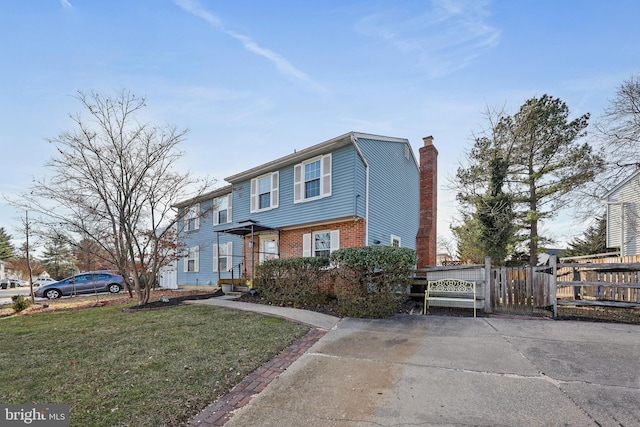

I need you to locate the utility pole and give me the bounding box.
[24,211,35,304]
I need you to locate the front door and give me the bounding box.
[259,234,279,263]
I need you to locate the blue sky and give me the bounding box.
[1,0,638,251]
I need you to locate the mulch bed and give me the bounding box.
[125,289,224,311]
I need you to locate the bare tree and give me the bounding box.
[597,74,640,169]
[18,90,214,305]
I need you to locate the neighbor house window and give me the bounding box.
[391,234,401,247]
[294,154,331,203]
[213,242,233,272]
[250,172,279,213]
[302,230,340,257]
[184,246,199,272]
[213,194,232,225]
[185,204,200,231]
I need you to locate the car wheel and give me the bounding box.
[108,284,121,294]
[45,289,62,299]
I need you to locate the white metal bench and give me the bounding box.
[424,278,477,317]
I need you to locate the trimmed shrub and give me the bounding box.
[254,257,331,307]
[11,295,31,312]
[331,246,416,318]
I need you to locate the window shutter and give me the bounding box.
[227,195,232,223]
[293,164,303,203]
[302,233,311,257]
[271,172,279,208]
[227,242,233,271]
[213,202,219,226]
[212,244,218,272]
[250,178,257,213]
[194,247,200,272]
[321,154,332,197]
[183,253,188,272]
[330,230,340,253]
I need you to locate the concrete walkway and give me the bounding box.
[184,298,340,330]
[189,299,640,427]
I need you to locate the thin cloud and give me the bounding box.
[172,0,324,92]
[60,0,73,8]
[357,0,500,78]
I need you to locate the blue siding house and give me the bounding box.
[175,132,434,287]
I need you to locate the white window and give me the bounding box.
[302,230,340,257]
[213,194,232,225]
[294,154,331,203]
[391,234,401,247]
[184,246,199,272]
[213,242,233,272]
[185,203,200,231]
[250,172,279,212]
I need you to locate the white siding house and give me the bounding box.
[602,169,640,256]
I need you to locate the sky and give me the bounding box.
[1,0,639,253]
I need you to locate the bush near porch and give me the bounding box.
[254,246,416,318]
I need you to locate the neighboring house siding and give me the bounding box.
[604,171,640,256]
[177,194,244,286]
[356,138,420,249]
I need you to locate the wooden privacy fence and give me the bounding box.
[489,264,555,315]
[414,256,640,317]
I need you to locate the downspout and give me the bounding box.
[350,134,370,246]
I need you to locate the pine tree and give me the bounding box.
[564,216,608,257]
[41,237,77,279]
[0,227,16,261]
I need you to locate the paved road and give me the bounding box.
[0,287,34,305]
[223,315,640,427]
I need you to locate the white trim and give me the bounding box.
[251,172,279,213]
[213,242,233,272]
[213,194,231,226]
[294,154,332,204]
[184,246,199,272]
[391,234,401,247]
[185,203,200,231]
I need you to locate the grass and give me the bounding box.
[0,298,309,426]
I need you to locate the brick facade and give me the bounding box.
[416,135,438,268]
[241,219,366,279]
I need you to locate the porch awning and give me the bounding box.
[215,219,278,236]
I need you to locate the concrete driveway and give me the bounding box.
[225,315,640,427]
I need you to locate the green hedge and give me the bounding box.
[330,246,416,318]
[254,257,331,307]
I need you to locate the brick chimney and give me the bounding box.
[416,135,437,268]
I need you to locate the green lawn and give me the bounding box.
[0,302,309,426]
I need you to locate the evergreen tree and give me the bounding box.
[41,237,77,279]
[475,156,514,265]
[564,216,608,257]
[0,227,16,261]
[454,96,604,266]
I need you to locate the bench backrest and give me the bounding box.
[427,279,476,296]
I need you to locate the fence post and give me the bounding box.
[484,256,492,313]
[550,255,558,318]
